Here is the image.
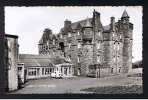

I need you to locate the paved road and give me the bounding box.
[12,75,142,94]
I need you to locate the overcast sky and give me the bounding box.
[5,6,142,62]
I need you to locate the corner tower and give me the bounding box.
[120,10,133,73]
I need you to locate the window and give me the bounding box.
[77,56,80,63]
[113,57,116,62]
[46,41,49,45]
[68,55,71,61]
[53,39,55,45]
[68,32,71,37]
[113,33,115,37]
[97,43,100,49]
[97,56,101,63]
[45,68,50,75]
[78,31,80,35]
[111,68,113,73]
[18,67,22,71]
[120,34,122,39]
[28,68,36,76]
[98,32,101,36]
[78,43,81,48]
[37,68,40,75]
[42,68,44,75]
[60,34,63,38]
[117,44,120,50]
[68,43,71,49]
[64,68,68,75]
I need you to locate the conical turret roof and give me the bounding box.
[122,10,129,18]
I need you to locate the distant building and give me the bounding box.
[18,54,74,80]
[5,34,19,91]
[38,10,133,77]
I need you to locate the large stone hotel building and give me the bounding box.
[38,10,133,77]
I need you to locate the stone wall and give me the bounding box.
[6,35,19,91]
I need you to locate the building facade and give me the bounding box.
[38,10,133,77]
[18,54,74,80]
[5,34,19,91]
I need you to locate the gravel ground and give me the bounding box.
[10,74,142,94]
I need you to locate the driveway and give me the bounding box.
[11,75,142,94]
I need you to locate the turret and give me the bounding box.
[120,10,133,73]
[64,19,72,33]
[93,10,102,31]
[82,18,93,42]
[121,10,129,23]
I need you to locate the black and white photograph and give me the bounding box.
[3,6,142,95]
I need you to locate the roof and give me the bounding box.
[84,18,92,27]
[19,54,53,67]
[71,18,93,29]
[61,17,110,32]
[19,54,71,67]
[122,10,129,18]
[5,34,18,38]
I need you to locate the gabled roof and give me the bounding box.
[84,18,92,27]
[71,18,93,29]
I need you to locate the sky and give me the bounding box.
[5,6,142,62]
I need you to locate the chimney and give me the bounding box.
[110,17,115,31]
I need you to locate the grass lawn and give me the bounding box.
[81,85,142,94]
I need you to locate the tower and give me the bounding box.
[120,10,133,73]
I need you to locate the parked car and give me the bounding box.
[51,71,62,78]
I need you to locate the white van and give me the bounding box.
[51,71,62,78]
